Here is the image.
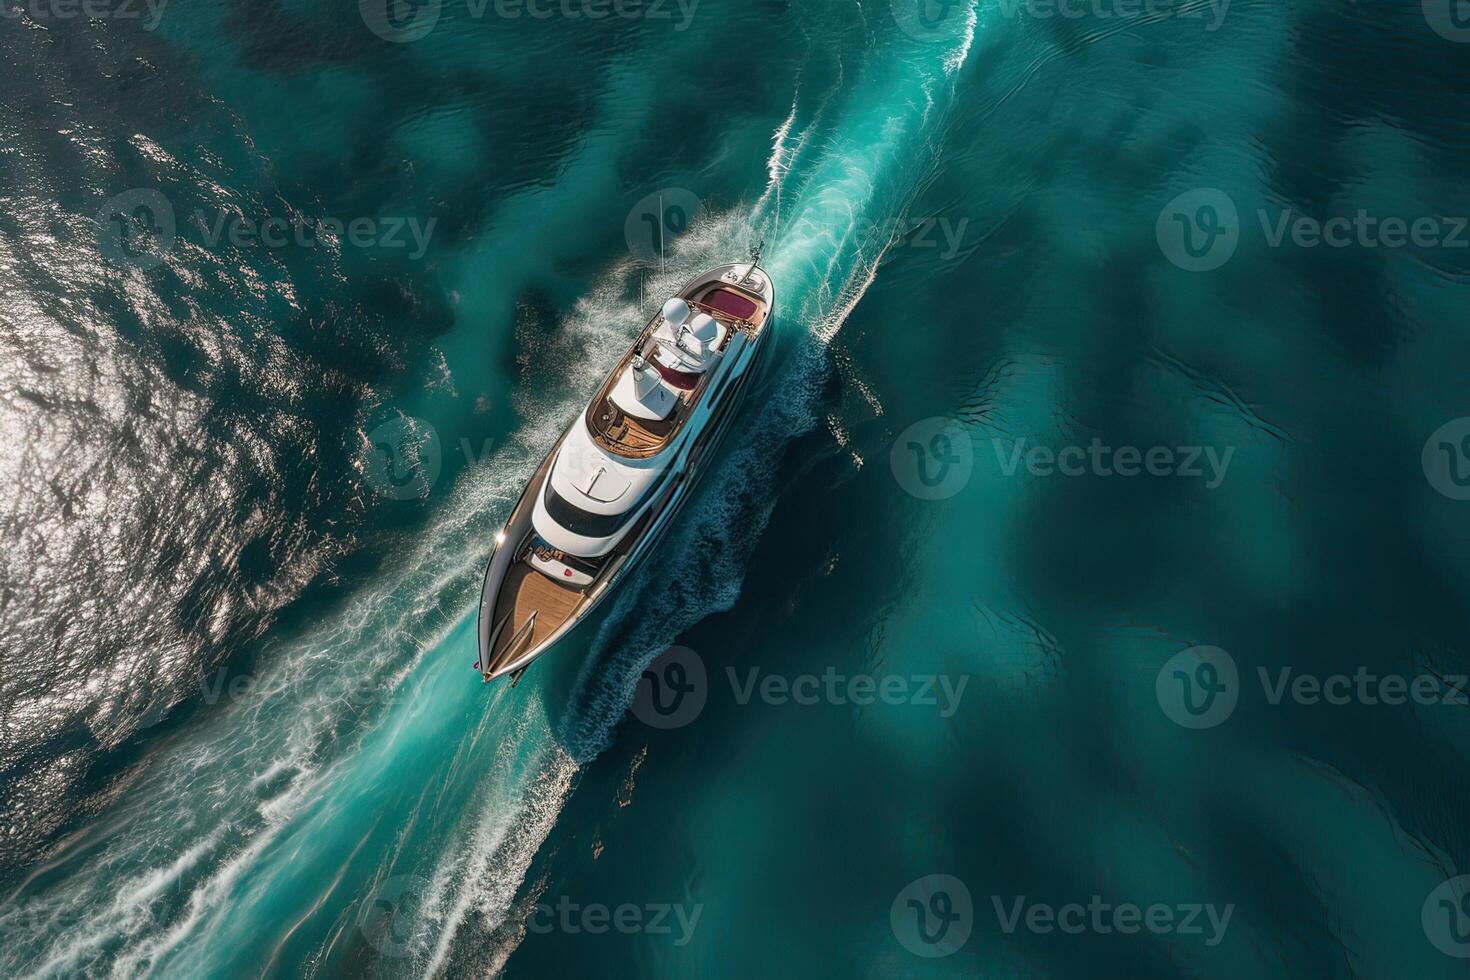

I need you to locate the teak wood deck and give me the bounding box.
[485,564,585,674]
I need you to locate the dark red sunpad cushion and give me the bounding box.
[705,288,758,320]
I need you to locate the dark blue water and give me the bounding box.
[2,0,1469,976]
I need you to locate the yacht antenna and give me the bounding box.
[659,194,665,275]
[742,239,764,284]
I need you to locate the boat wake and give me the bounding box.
[0,7,979,976]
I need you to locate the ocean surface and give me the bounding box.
[2,0,1469,976]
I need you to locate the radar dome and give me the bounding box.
[661,298,690,327]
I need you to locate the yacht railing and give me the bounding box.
[483,610,537,680]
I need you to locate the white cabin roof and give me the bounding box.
[547,419,667,516]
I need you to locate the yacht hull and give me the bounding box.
[476,262,775,683]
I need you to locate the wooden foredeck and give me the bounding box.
[486,564,585,673]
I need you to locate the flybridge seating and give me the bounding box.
[649,306,727,389]
[588,282,766,458]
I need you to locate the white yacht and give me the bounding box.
[475,260,775,683]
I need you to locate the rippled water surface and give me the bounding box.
[2,0,1469,976]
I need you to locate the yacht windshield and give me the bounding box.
[543,482,631,539]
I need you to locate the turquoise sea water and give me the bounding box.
[2,0,1469,976]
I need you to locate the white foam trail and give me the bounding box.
[4,18,982,979]
[755,95,800,220]
[422,741,578,977]
[21,833,221,979]
[946,3,980,77]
